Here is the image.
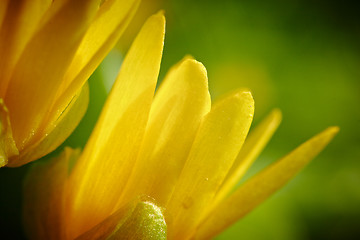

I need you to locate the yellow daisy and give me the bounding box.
[23,13,338,240]
[0,0,139,167]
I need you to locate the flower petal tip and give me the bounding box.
[213,89,254,119]
[268,108,282,125]
[182,59,208,81]
[156,9,166,17]
[143,11,165,47]
[321,126,340,142]
[183,54,195,61]
[327,126,340,134]
[151,10,166,26]
[230,88,253,100]
[232,89,255,109]
[271,108,282,119]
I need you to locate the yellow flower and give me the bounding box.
[23,13,338,240]
[0,0,139,167]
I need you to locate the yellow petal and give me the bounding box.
[211,109,282,209]
[194,126,339,240]
[0,0,9,30]
[66,12,165,239]
[118,58,211,208]
[0,0,52,97]
[76,197,166,240]
[7,83,89,167]
[23,147,81,240]
[49,0,140,124]
[166,90,254,240]
[0,99,19,167]
[4,0,99,149]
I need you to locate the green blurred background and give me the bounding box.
[1,0,359,239]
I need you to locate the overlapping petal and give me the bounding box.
[66,12,165,239]
[118,57,211,207]
[212,109,282,209]
[49,0,140,127]
[8,83,89,167]
[0,0,52,97]
[22,12,339,240]
[5,0,99,149]
[193,126,339,239]
[0,100,18,167]
[166,90,254,239]
[23,147,81,240]
[0,0,138,167]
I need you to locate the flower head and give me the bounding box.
[23,12,338,239]
[0,0,139,167]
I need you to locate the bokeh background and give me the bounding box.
[1,0,359,239]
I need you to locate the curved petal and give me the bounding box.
[0,99,19,167]
[211,109,282,209]
[23,147,81,240]
[118,58,211,207]
[48,0,140,126]
[4,0,99,149]
[7,83,89,167]
[194,126,339,240]
[0,0,9,30]
[0,0,52,97]
[66,12,165,239]
[166,90,254,240]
